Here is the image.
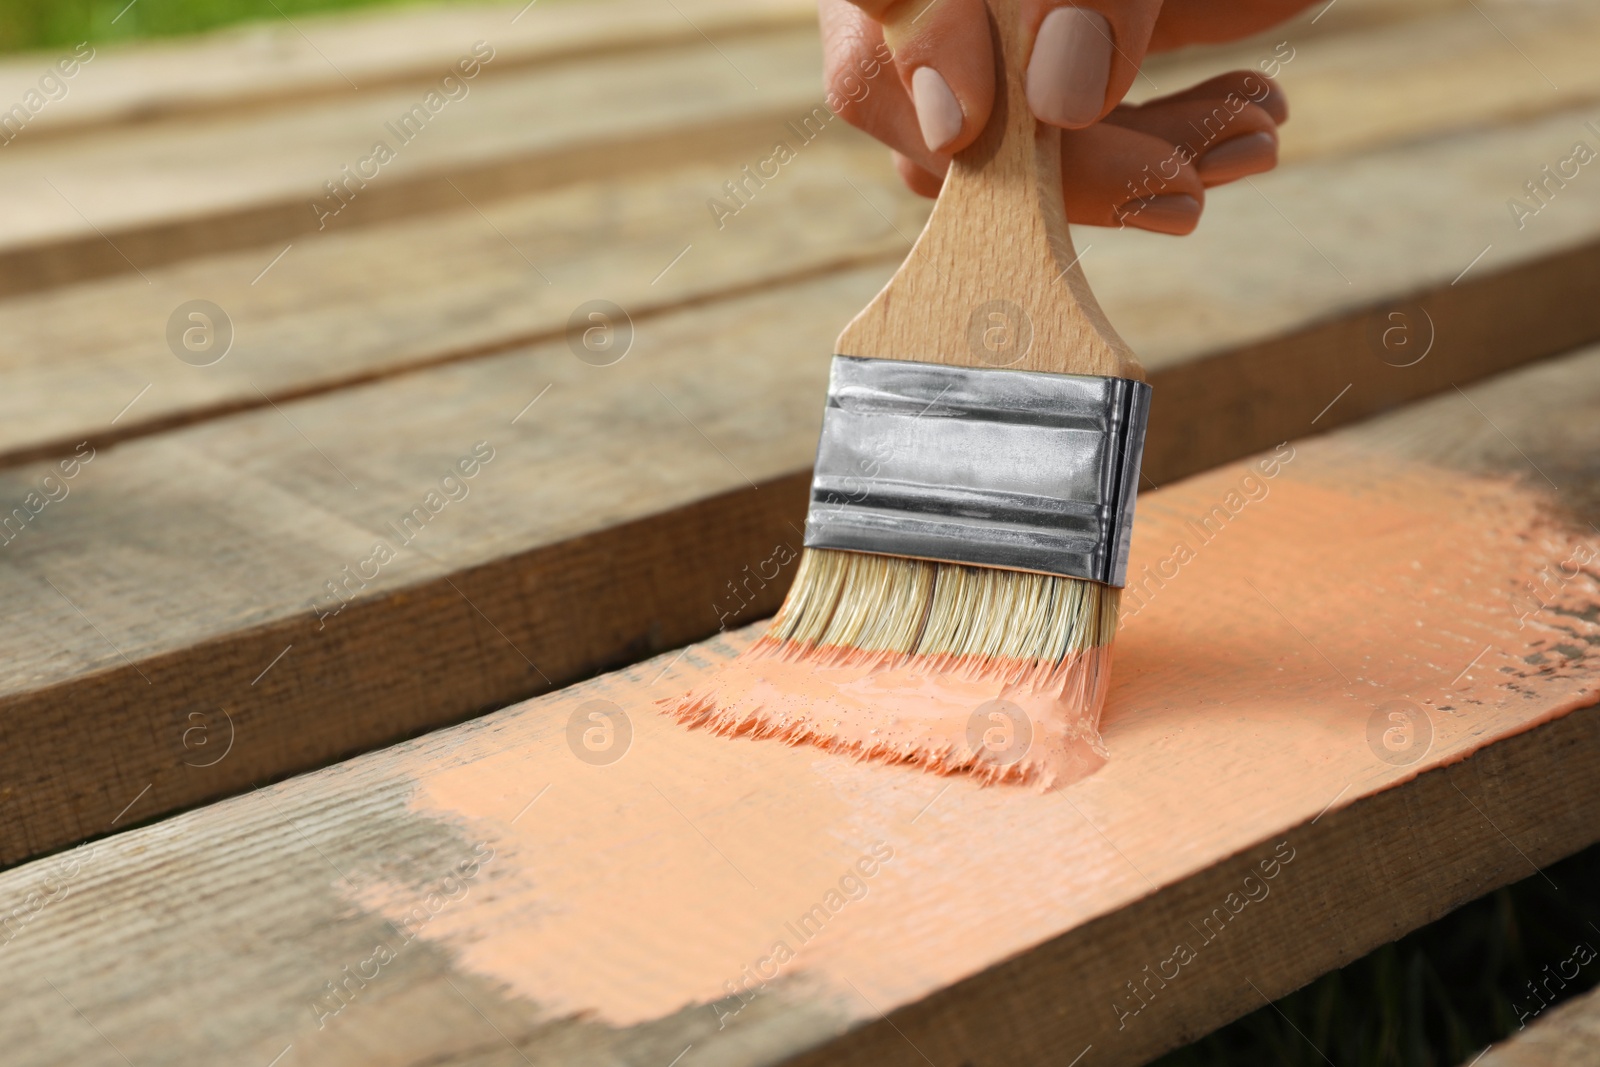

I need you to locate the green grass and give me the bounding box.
[0,0,478,55]
[1153,842,1600,1067]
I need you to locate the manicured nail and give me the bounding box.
[1196,132,1278,185]
[1116,194,1201,235]
[1026,7,1113,129]
[911,66,963,152]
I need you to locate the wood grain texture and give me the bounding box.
[0,343,1595,1066]
[0,0,1584,302]
[0,266,886,868]
[0,0,815,141]
[1137,0,1600,168]
[837,0,1138,378]
[0,134,923,468]
[5,106,1600,865]
[11,103,1597,476]
[1479,983,1600,1067]
[0,0,1457,145]
[10,102,1597,477]
[5,0,1600,867]
[0,26,829,297]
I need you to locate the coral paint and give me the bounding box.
[341,443,1600,1031]
[667,643,1110,787]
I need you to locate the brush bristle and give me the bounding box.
[663,547,1123,788]
[767,547,1120,668]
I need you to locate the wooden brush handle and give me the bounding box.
[836,0,1143,380]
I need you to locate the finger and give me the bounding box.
[1058,121,1205,234]
[1106,74,1283,187]
[891,100,1215,229]
[819,0,942,176]
[1023,0,1163,130]
[1150,0,1319,54]
[1143,69,1288,124]
[875,0,996,156]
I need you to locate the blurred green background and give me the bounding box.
[0,0,465,54]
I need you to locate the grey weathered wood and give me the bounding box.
[0,134,923,468]
[6,105,1600,868]
[7,106,1600,475]
[0,266,873,867]
[0,342,1595,1066]
[0,0,816,140]
[1479,982,1600,1067]
[0,26,828,296]
[6,0,1600,873]
[0,0,1591,299]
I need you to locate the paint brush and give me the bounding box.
[665,0,1150,787]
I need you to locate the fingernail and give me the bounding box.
[1027,8,1113,129]
[911,66,963,152]
[1197,132,1278,184]
[1116,194,1201,235]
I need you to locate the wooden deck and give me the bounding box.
[0,0,1597,1063]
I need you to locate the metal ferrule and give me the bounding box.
[804,356,1151,587]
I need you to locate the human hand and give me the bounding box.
[821,0,1313,234]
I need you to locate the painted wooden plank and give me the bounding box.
[5,105,1600,867]
[0,341,1595,1066]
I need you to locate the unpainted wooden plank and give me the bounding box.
[2,105,1595,476]
[0,26,828,296]
[1120,104,1600,483]
[0,0,1593,298]
[0,133,923,468]
[0,0,1461,145]
[0,342,1595,1066]
[1135,0,1600,166]
[0,0,816,141]
[1479,982,1600,1067]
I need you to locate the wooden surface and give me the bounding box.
[0,0,816,139]
[0,0,1588,296]
[0,26,830,295]
[5,0,1600,868]
[1137,0,1600,167]
[1480,982,1600,1067]
[1,340,1595,1067]
[1,0,1591,448]
[9,108,1599,473]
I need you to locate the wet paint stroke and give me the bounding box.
[662,643,1112,789]
[343,442,1599,1031]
